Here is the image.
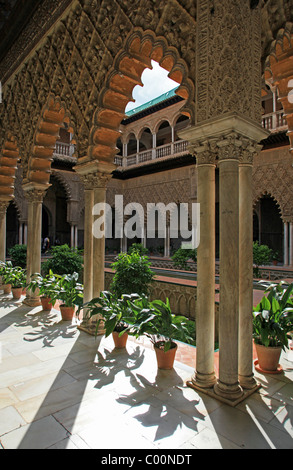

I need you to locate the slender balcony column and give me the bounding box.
[164,225,170,258]
[18,222,23,245]
[75,225,78,249]
[24,223,28,245]
[188,141,217,390]
[284,222,289,266]
[213,133,244,402]
[238,143,261,390]
[22,187,46,307]
[70,224,75,248]
[290,223,293,267]
[152,133,156,159]
[0,201,9,262]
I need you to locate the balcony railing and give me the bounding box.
[53,142,76,159]
[262,110,287,131]
[115,139,189,168]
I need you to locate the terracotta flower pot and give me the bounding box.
[12,287,23,300]
[112,331,128,348]
[60,305,75,321]
[3,284,11,295]
[254,342,282,373]
[41,296,53,311]
[154,341,178,370]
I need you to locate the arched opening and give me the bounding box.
[174,114,190,141]
[6,201,19,254]
[43,175,71,247]
[254,195,283,260]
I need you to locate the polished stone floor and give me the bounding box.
[0,293,292,450]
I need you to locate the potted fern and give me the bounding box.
[253,281,293,373]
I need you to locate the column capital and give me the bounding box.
[23,188,45,203]
[189,139,218,166]
[0,200,10,215]
[81,172,112,190]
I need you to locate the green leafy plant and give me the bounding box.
[172,248,197,271]
[129,295,193,352]
[9,267,26,288]
[50,272,84,308]
[111,250,155,299]
[82,290,140,337]
[27,270,59,302]
[42,244,83,278]
[1,261,15,285]
[253,281,293,350]
[128,243,148,256]
[8,245,27,268]
[253,241,272,278]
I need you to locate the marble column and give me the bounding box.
[213,134,244,402]
[23,188,45,306]
[0,201,9,262]
[83,188,94,304]
[77,170,112,335]
[190,142,217,390]
[238,144,261,390]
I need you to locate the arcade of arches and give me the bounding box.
[1,0,293,406]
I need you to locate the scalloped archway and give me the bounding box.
[0,133,20,200]
[85,29,194,167]
[264,23,293,157]
[25,96,76,189]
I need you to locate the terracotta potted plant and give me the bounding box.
[50,272,84,321]
[1,261,15,295]
[10,267,26,300]
[130,295,193,369]
[253,281,293,373]
[81,291,139,348]
[27,270,59,311]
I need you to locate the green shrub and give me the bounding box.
[253,241,272,278]
[42,244,83,278]
[8,245,27,268]
[172,248,197,271]
[128,243,148,256]
[111,250,155,299]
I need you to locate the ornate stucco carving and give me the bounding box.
[195,0,262,124]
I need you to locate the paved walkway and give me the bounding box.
[0,293,292,450]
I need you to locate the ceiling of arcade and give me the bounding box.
[0,0,292,193]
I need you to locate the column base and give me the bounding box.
[190,370,217,390]
[187,379,261,407]
[77,318,105,336]
[22,297,41,307]
[239,373,258,390]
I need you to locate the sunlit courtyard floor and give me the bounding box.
[0,293,292,450]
